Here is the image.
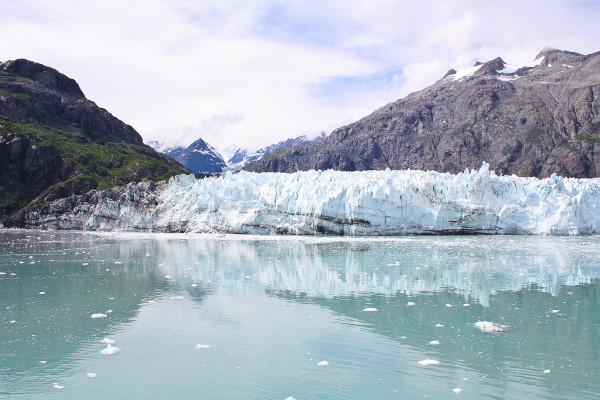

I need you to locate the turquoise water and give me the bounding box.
[1,231,599,399]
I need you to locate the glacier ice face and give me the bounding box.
[12,163,600,235]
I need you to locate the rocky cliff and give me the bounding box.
[0,59,189,218]
[245,49,600,178]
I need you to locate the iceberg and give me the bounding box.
[13,163,600,235]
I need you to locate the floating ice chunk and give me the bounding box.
[435,324,444,328]
[195,344,211,349]
[106,310,113,313]
[551,310,560,314]
[9,320,16,323]
[91,313,107,319]
[40,360,47,364]
[418,359,440,366]
[87,372,97,378]
[429,340,441,345]
[463,304,470,307]
[114,261,122,264]
[475,321,511,332]
[543,369,551,374]
[446,304,453,308]
[0,272,5,275]
[53,383,64,389]
[39,291,46,295]
[453,388,462,394]
[171,296,184,300]
[317,361,329,366]
[101,338,115,344]
[407,302,416,306]
[10,273,16,276]
[82,263,88,265]
[164,275,171,279]
[363,307,378,312]
[286,397,296,400]
[191,284,198,287]
[100,344,120,355]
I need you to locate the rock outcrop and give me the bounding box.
[0,59,189,218]
[245,49,600,178]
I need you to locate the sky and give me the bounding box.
[1,0,599,153]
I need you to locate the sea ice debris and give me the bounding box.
[195,344,211,349]
[435,324,444,328]
[363,307,378,312]
[418,359,440,366]
[91,313,107,319]
[39,291,45,295]
[453,388,462,394]
[544,370,551,374]
[475,321,511,332]
[429,340,441,345]
[317,361,329,366]
[53,383,64,389]
[87,372,97,378]
[446,304,453,308]
[101,338,115,344]
[407,302,416,306]
[100,344,120,355]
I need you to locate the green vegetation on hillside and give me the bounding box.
[0,116,184,218]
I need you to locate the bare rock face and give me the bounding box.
[0,59,190,219]
[246,49,600,178]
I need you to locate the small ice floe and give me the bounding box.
[407,302,416,306]
[164,275,171,279]
[39,291,46,295]
[39,360,47,364]
[100,344,120,355]
[543,370,551,374]
[101,338,115,344]
[53,383,64,389]
[10,273,16,276]
[191,284,198,287]
[446,304,453,308]
[114,261,122,264]
[418,359,440,366]
[82,263,88,266]
[91,313,107,319]
[317,361,329,366]
[195,344,211,349]
[475,321,512,332]
[463,304,470,307]
[285,397,296,400]
[452,388,462,394]
[170,296,184,300]
[435,324,445,328]
[0,272,6,275]
[106,310,113,313]
[86,372,97,378]
[9,320,16,324]
[363,307,378,312]
[429,340,441,345]
[551,310,560,314]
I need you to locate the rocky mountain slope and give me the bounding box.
[245,49,600,178]
[226,133,324,171]
[0,59,189,218]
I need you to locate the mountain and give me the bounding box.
[0,58,190,219]
[245,49,600,178]
[161,138,226,173]
[227,133,324,171]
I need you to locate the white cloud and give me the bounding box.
[1,0,599,150]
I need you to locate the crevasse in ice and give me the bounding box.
[80,163,600,235]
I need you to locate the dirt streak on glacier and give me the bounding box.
[5,163,600,235]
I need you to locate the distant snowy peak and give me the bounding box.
[445,56,544,82]
[164,138,226,174]
[225,133,325,171]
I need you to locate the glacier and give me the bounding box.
[12,163,600,235]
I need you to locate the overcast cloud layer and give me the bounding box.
[1,0,599,151]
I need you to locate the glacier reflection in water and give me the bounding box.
[1,231,600,400]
